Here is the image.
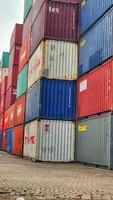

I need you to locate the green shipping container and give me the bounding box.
[17,65,28,99]
[1,52,9,68]
[24,0,33,21]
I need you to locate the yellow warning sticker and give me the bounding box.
[78,125,88,132]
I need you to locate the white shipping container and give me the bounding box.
[28,40,78,89]
[23,120,75,162]
[23,120,39,159]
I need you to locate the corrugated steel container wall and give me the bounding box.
[7,66,18,90]
[1,52,9,68]
[24,0,33,21]
[7,129,13,153]
[25,79,76,122]
[12,125,24,156]
[4,110,9,130]
[28,40,78,89]
[5,86,17,110]
[39,120,75,162]
[9,104,15,129]
[10,24,23,52]
[1,77,7,96]
[23,120,38,159]
[25,81,40,122]
[31,2,79,56]
[2,131,7,151]
[0,133,2,151]
[0,114,4,132]
[77,59,113,119]
[0,95,5,113]
[32,0,80,25]
[76,113,113,169]
[14,95,25,126]
[79,8,113,76]
[80,0,113,35]
[9,45,21,67]
[19,37,30,72]
[17,65,28,98]
[22,10,32,43]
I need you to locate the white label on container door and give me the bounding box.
[49,6,59,13]
[80,80,87,92]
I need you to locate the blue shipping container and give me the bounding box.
[7,129,13,153]
[79,7,113,76]
[80,0,113,35]
[25,79,76,122]
[0,133,2,151]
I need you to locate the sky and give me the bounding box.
[0,0,24,58]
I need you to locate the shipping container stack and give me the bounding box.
[20,0,80,162]
[76,1,113,169]
[0,52,9,151]
[3,24,23,154]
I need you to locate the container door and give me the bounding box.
[7,130,13,153]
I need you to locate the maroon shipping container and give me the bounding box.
[9,45,21,67]
[2,131,7,151]
[32,0,80,24]
[1,77,7,96]
[0,114,4,132]
[7,65,18,90]
[77,59,113,119]
[31,1,79,56]
[10,24,23,52]
[0,95,5,114]
[5,86,17,110]
[22,9,32,44]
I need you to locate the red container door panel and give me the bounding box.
[77,60,113,119]
[0,114,4,132]
[12,125,24,156]
[14,95,25,126]
[10,24,23,52]
[7,66,18,90]
[5,86,17,110]
[2,131,7,151]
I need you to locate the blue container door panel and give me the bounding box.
[0,133,2,151]
[7,130,13,153]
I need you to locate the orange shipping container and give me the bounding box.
[14,95,25,126]
[19,36,30,72]
[12,125,24,156]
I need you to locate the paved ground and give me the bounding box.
[0,152,113,200]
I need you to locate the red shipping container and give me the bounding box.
[1,77,7,96]
[9,104,15,128]
[14,95,26,126]
[9,45,21,68]
[12,125,24,156]
[0,114,4,132]
[77,59,113,119]
[5,86,17,110]
[22,10,32,44]
[4,110,9,130]
[31,1,79,56]
[2,131,7,151]
[0,95,5,113]
[10,24,23,52]
[7,65,18,90]
[32,0,80,24]
[19,36,30,72]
